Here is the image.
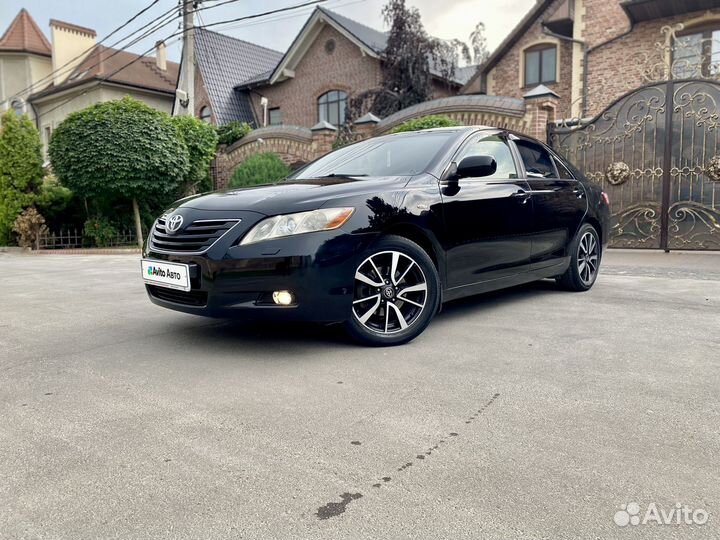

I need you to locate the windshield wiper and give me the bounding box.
[319,173,369,178]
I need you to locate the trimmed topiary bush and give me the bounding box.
[229,152,290,188]
[390,114,460,133]
[49,96,189,248]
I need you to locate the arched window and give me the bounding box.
[10,98,25,116]
[317,90,347,126]
[199,105,212,123]
[523,44,557,87]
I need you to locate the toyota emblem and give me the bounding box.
[167,214,184,233]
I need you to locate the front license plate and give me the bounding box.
[141,259,191,292]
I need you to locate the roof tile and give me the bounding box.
[0,9,52,57]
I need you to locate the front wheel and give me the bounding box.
[345,235,440,346]
[557,223,601,291]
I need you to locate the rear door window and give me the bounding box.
[515,139,557,178]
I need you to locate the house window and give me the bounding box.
[10,98,25,116]
[269,107,282,126]
[43,125,52,158]
[673,25,720,79]
[199,105,212,123]
[524,44,557,87]
[317,90,347,126]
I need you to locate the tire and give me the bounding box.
[345,235,441,346]
[557,223,601,292]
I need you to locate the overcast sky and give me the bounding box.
[1,0,535,64]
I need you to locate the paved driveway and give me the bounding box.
[1,250,718,539]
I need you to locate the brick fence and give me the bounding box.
[216,92,558,188]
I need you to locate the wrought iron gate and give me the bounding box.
[549,80,720,250]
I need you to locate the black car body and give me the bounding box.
[143,127,610,345]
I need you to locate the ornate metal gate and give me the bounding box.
[549,80,720,250]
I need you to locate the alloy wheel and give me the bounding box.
[577,231,599,284]
[352,250,428,334]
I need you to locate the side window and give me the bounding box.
[515,139,557,178]
[455,134,518,179]
[552,155,574,179]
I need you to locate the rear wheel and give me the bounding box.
[557,223,601,291]
[345,236,440,346]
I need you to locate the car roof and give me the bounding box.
[391,125,494,134]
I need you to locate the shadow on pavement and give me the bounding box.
[167,279,562,348]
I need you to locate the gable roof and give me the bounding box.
[194,27,283,125]
[31,44,179,100]
[0,8,52,57]
[462,0,556,92]
[317,6,388,54]
[235,6,468,90]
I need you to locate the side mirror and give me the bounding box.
[456,155,497,179]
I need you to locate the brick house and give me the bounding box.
[186,6,476,128]
[461,0,720,252]
[0,9,178,155]
[462,0,720,120]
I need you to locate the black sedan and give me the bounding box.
[142,127,610,346]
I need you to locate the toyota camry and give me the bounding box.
[142,126,610,346]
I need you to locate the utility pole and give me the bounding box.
[178,0,197,116]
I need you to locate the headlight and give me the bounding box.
[239,207,354,246]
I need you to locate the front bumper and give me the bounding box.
[143,223,376,323]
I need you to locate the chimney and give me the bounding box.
[155,40,167,71]
[49,19,96,86]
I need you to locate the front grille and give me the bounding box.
[150,217,239,253]
[148,285,208,307]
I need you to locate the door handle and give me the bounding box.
[572,188,585,199]
[510,188,531,203]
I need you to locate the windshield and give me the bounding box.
[289,131,457,179]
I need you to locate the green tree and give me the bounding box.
[0,111,44,245]
[229,152,290,188]
[171,115,218,195]
[347,0,467,123]
[391,115,460,133]
[49,97,189,248]
[469,22,489,64]
[217,121,252,146]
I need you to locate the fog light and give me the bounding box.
[272,290,294,305]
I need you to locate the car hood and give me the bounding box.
[176,176,410,215]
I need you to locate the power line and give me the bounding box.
[36,0,330,121]
[7,0,296,105]
[2,0,170,105]
[208,0,365,33]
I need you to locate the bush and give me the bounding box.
[83,216,119,248]
[0,111,44,244]
[229,152,290,188]
[36,175,73,223]
[390,114,460,133]
[12,207,47,249]
[217,121,252,146]
[171,115,218,195]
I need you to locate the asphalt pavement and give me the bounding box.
[1,249,718,539]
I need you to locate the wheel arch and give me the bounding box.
[382,222,447,293]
